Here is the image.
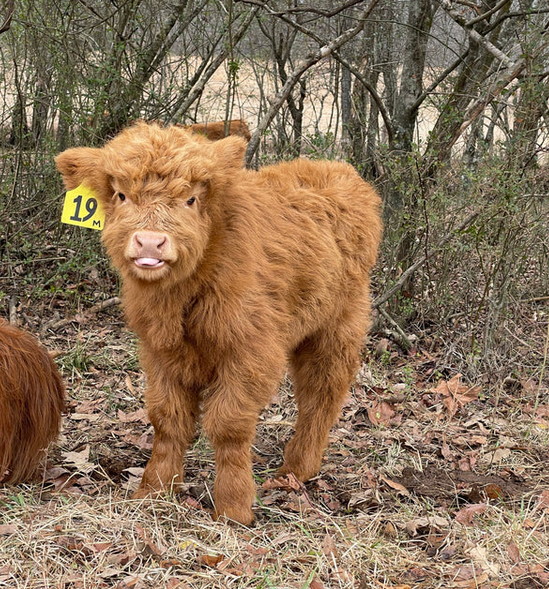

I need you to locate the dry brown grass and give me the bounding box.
[0,305,548,588]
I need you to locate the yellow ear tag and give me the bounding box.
[61,184,105,230]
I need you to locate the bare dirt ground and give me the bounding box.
[1,256,549,588]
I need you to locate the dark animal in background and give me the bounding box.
[148,119,252,142]
[0,319,65,483]
[56,121,382,524]
[184,119,252,142]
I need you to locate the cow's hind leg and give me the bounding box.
[280,319,365,482]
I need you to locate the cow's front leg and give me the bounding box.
[202,380,273,525]
[133,362,200,499]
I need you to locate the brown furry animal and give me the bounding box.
[185,119,251,142]
[56,122,382,524]
[0,319,65,484]
[149,119,252,142]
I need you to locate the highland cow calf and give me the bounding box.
[56,122,382,524]
[0,319,65,483]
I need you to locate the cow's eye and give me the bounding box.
[118,192,126,202]
[186,196,196,206]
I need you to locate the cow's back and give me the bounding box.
[256,158,382,274]
[228,159,382,346]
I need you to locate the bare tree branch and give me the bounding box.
[245,0,380,164]
[465,0,511,26]
[0,0,14,35]
[246,0,393,142]
[332,50,394,144]
[486,8,549,33]
[440,55,534,155]
[237,0,367,19]
[412,49,469,112]
[373,211,480,310]
[438,0,514,67]
[170,6,259,120]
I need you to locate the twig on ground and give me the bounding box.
[378,306,413,352]
[287,472,326,519]
[8,296,17,325]
[41,297,121,334]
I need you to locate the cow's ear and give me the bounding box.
[212,135,247,171]
[55,147,110,194]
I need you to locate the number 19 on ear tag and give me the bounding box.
[61,184,105,230]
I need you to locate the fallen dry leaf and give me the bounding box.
[483,448,511,463]
[454,503,488,526]
[441,441,454,461]
[367,400,395,426]
[91,542,113,553]
[167,579,191,589]
[402,566,429,582]
[135,524,167,556]
[321,534,338,558]
[184,496,203,510]
[62,446,95,473]
[348,490,378,510]
[74,399,105,414]
[434,374,481,418]
[118,408,149,424]
[484,483,503,500]
[125,374,138,397]
[262,475,302,492]
[245,544,269,556]
[107,549,137,567]
[535,488,549,511]
[448,564,489,588]
[507,540,521,564]
[115,576,140,588]
[467,545,499,576]
[138,432,154,450]
[309,575,326,589]
[362,469,377,489]
[329,568,354,584]
[405,516,449,537]
[460,453,478,471]
[200,553,224,568]
[380,476,410,496]
[70,413,102,422]
[0,567,11,583]
[0,524,17,536]
[44,466,70,482]
[125,467,145,478]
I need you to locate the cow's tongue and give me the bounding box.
[135,258,164,268]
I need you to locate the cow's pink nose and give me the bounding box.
[132,231,169,256]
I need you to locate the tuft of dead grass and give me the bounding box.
[1,478,548,588]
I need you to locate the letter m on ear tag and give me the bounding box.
[61,184,105,230]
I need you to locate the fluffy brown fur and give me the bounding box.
[0,319,65,484]
[149,119,252,142]
[55,122,382,524]
[185,119,251,141]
